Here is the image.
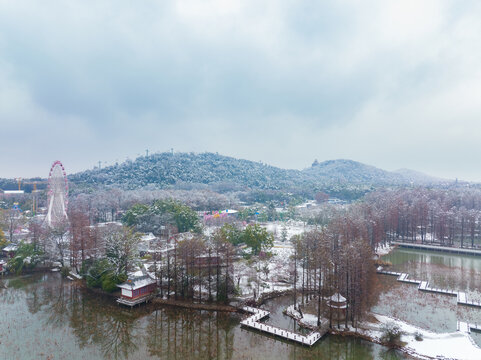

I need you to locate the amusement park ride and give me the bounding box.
[3,161,68,223]
[45,160,69,227]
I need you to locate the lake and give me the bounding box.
[375,247,481,346]
[0,272,403,360]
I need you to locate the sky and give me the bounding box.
[1,0,481,181]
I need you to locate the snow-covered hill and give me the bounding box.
[67,152,451,195]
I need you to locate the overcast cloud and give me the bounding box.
[1,0,481,181]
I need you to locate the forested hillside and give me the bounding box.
[69,152,305,191]
[67,152,450,200]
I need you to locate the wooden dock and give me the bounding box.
[240,306,325,346]
[378,270,481,309]
[116,294,155,307]
[391,242,481,256]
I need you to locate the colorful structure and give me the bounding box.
[203,209,238,221]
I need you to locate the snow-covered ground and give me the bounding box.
[375,243,394,256]
[289,304,481,360]
[234,239,296,299]
[232,221,311,299]
[263,220,311,240]
[365,314,481,360]
[286,291,481,360]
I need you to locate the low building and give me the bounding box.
[2,244,18,258]
[116,273,157,307]
[138,232,158,256]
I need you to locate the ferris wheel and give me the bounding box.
[46,160,69,226]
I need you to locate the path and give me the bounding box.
[392,242,481,256]
[378,270,481,308]
[240,306,326,346]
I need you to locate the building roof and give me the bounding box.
[2,244,18,252]
[328,292,346,303]
[140,233,157,242]
[328,292,347,309]
[117,275,156,291]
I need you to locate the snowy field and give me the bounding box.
[367,314,481,360]
[232,221,308,299]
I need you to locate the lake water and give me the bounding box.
[0,272,404,360]
[375,247,481,346]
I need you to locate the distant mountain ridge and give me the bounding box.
[305,159,404,185]
[393,168,445,185]
[67,152,451,196]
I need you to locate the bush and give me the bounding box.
[86,275,101,288]
[60,266,71,277]
[117,273,128,283]
[380,322,404,346]
[86,258,127,292]
[101,273,119,292]
[80,259,95,278]
[86,259,111,288]
[6,242,42,274]
[414,331,423,341]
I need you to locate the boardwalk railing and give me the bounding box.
[392,242,481,257]
[240,306,325,346]
[117,294,154,307]
[378,270,481,308]
[457,321,481,334]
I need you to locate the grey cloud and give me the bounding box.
[1,1,481,181]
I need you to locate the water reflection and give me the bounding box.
[375,248,481,346]
[0,273,404,359]
[145,308,236,359]
[382,248,481,296]
[0,273,238,360]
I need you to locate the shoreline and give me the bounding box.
[5,268,478,359]
[285,306,481,360]
[391,241,481,257]
[65,274,437,359]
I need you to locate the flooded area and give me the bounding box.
[374,248,481,345]
[0,272,404,360]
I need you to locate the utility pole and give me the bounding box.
[15,178,22,191]
[32,182,37,215]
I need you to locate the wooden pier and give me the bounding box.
[391,242,481,257]
[240,306,325,346]
[377,271,481,309]
[116,294,155,307]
